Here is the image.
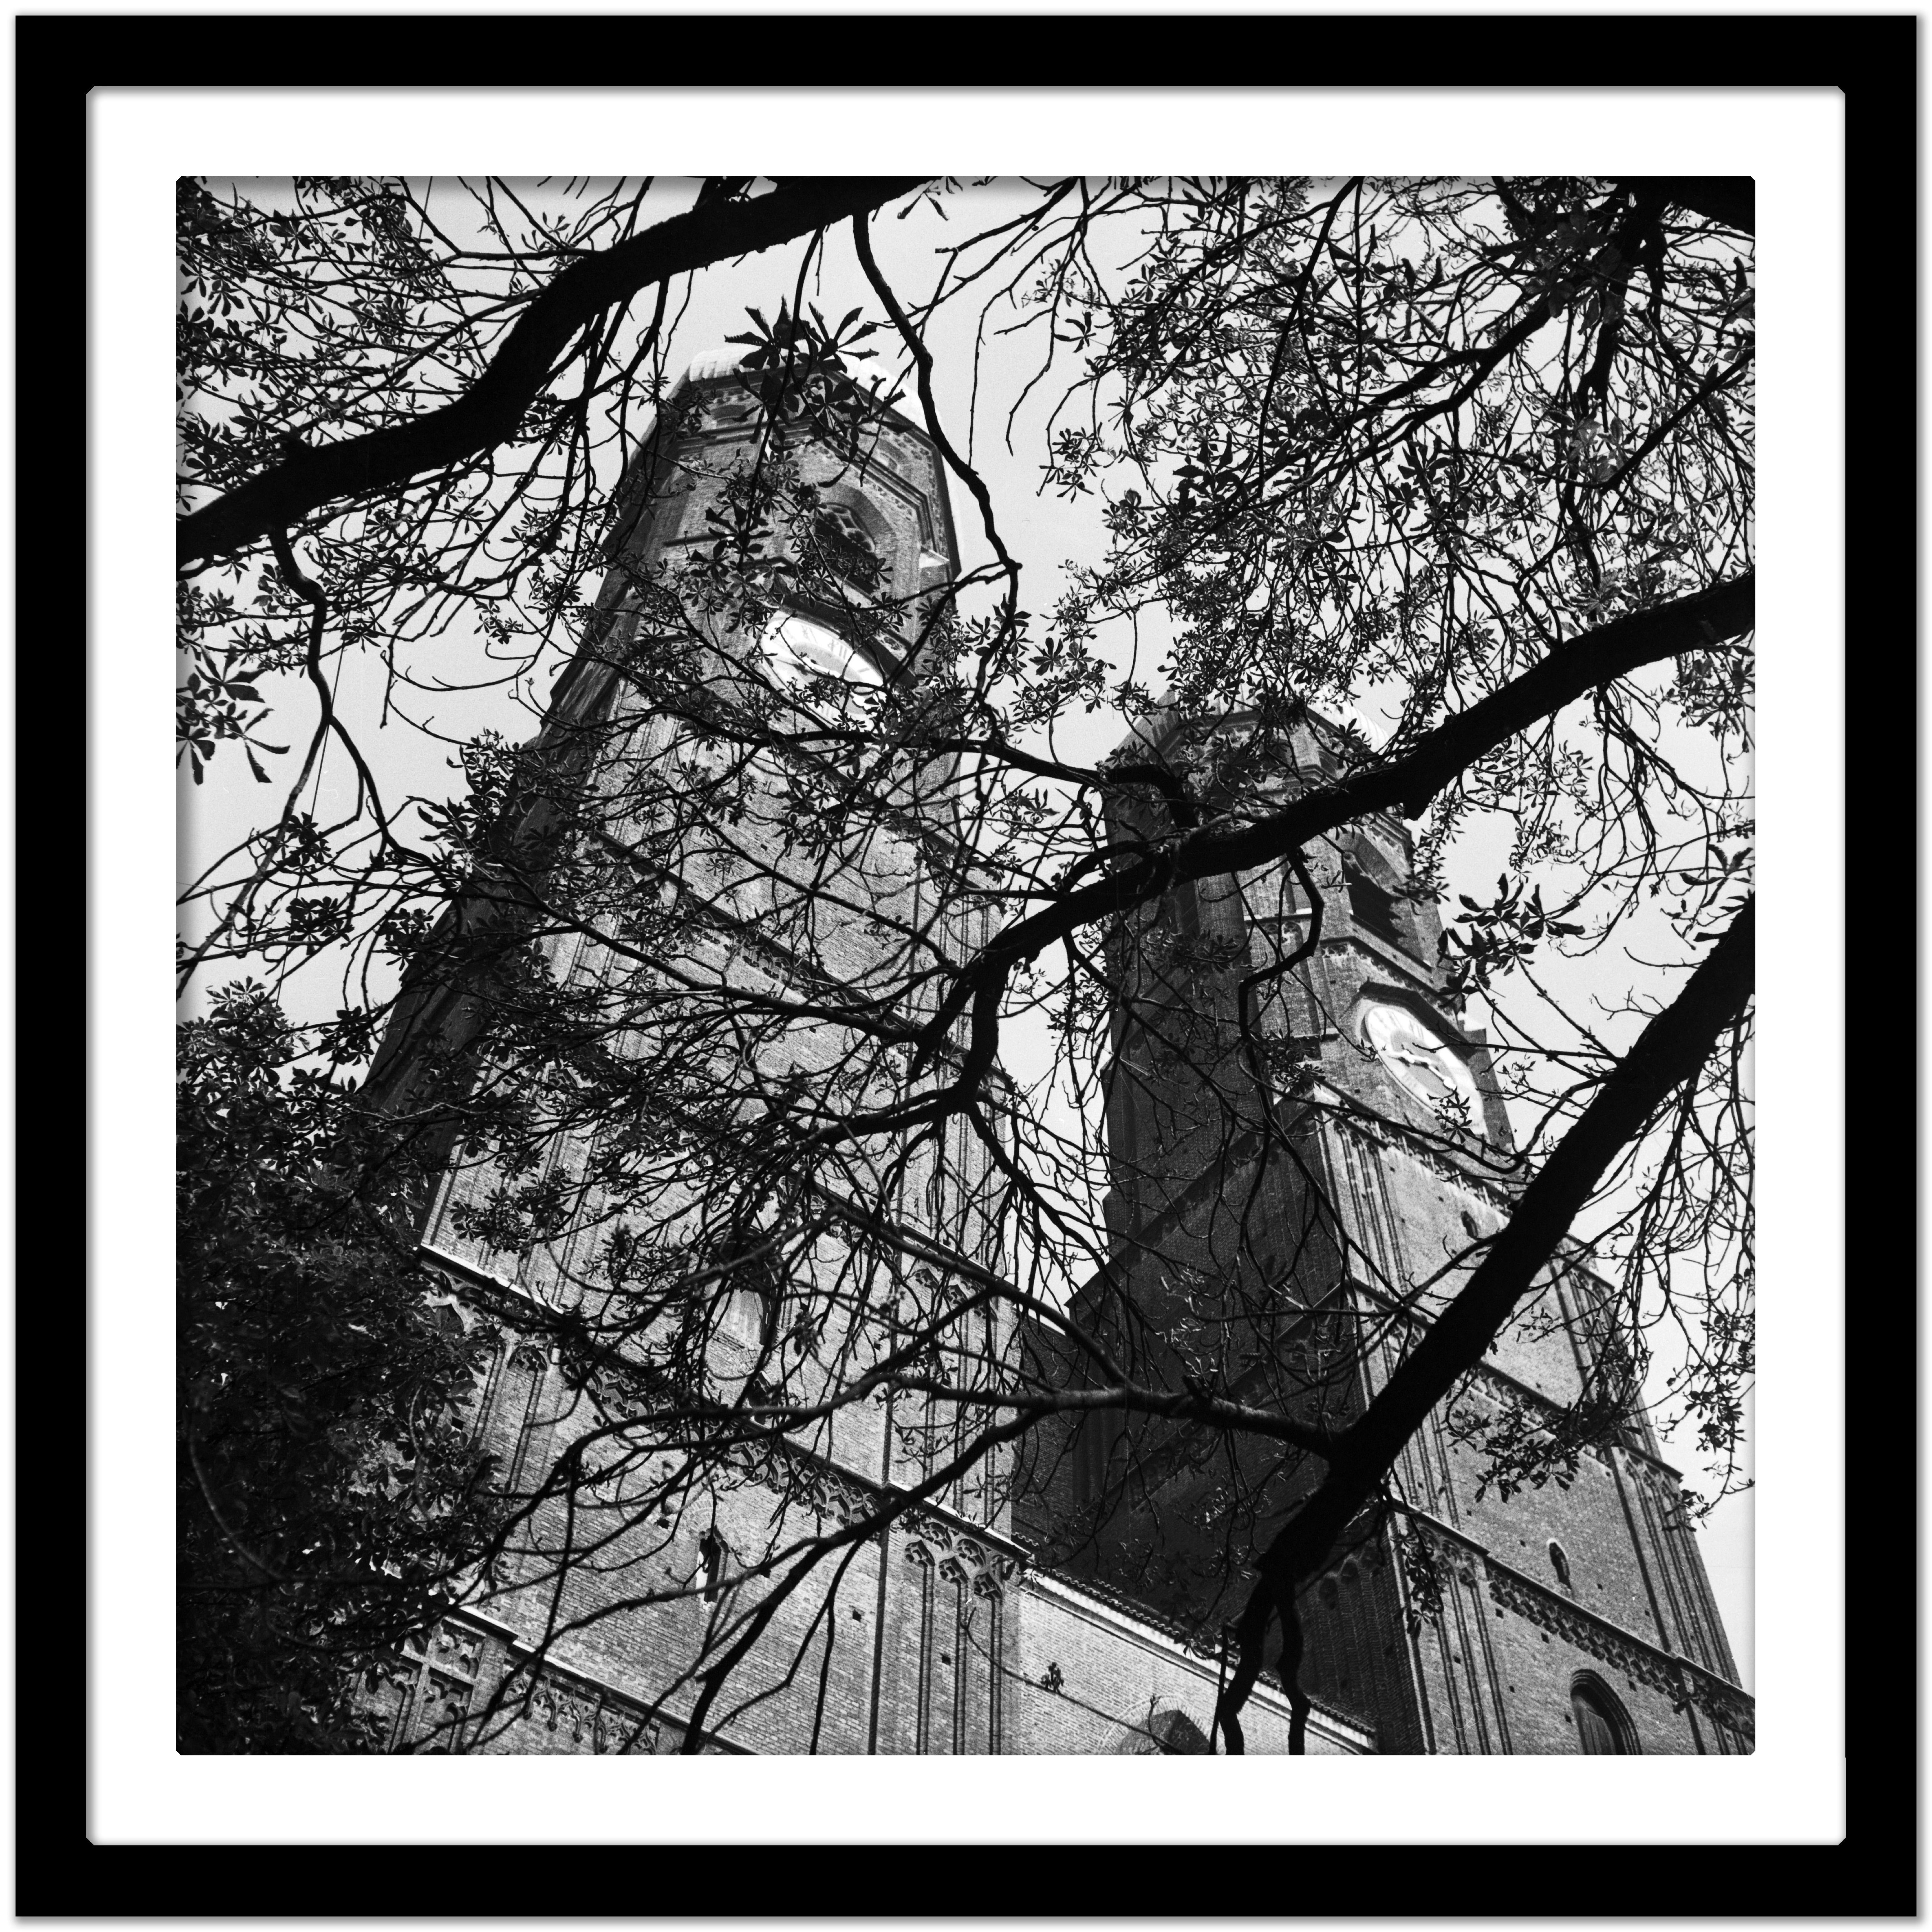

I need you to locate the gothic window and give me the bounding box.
[698,1526,730,1603]
[712,1230,783,1351]
[1548,1540,1573,1591]
[1570,1672,1637,1754]
[813,501,883,591]
[1072,1413,1101,1505]
[720,1273,776,1350]
[503,1342,555,1494]
[1113,1703,1211,1754]
[722,1279,779,1350]
[1150,1708,1211,1755]
[1343,860,1407,952]
[1072,1406,1118,1508]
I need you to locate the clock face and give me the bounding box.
[763,611,882,688]
[1356,1001,1480,1120]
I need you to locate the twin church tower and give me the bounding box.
[368,352,1750,1757]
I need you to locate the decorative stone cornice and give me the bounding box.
[1486,1561,1681,1692]
[1348,1278,1621,1469]
[420,1244,545,1326]
[1327,1104,1521,1210]
[790,1459,1027,1601]
[1107,1127,1265,1262]
[462,1618,750,1756]
[1027,1562,1219,1658]
[1320,930,1438,997]
[526,1668,660,1755]
[905,1519,1022,1600]
[786,1454,881,1535]
[744,1441,1029,1601]
[1472,1543,1754,1744]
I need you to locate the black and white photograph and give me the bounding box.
[174,169,1758,1765]
[53,25,1886,1885]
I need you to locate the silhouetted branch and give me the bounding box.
[179,178,926,570]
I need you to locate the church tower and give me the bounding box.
[370,351,1030,1755]
[1016,703,1753,1754]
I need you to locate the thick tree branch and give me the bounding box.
[178,178,928,571]
[882,1374,1338,1456]
[1334,895,1752,1479]
[1618,176,1755,236]
[915,571,1754,1082]
[851,210,1018,589]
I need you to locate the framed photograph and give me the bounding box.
[46,6,1896,1911]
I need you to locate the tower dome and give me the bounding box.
[679,347,751,385]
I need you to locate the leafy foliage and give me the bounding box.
[177,984,503,1752]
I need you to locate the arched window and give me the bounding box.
[1113,1703,1211,1754]
[1343,858,1406,950]
[503,1342,554,1494]
[1570,1672,1637,1754]
[698,1527,730,1604]
[1341,841,1418,957]
[1150,1708,1211,1755]
[1072,1405,1121,1508]
[710,1226,783,1352]
[1548,1540,1573,1591]
[812,500,884,591]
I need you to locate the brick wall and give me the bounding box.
[1009,1572,1367,1755]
